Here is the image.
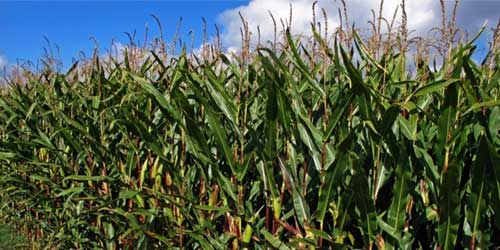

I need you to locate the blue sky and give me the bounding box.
[0,0,499,71]
[0,1,248,68]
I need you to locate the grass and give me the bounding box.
[0,1,500,249]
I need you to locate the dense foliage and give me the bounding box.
[0,224,27,250]
[1,22,500,249]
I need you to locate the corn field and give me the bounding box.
[1,7,500,249]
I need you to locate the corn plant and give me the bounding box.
[1,13,500,250]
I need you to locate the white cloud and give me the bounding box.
[218,0,499,49]
[0,54,7,69]
[218,0,336,49]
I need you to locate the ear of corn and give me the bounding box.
[1,15,500,250]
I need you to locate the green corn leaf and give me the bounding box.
[398,114,418,141]
[464,100,500,114]
[406,79,459,101]
[215,169,238,205]
[131,73,170,110]
[437,164,461,250]
[386,151,411,243]
[316,152,349,224]
[436,84,458,173]
[324,92,354,140]
[56,186,84,197]
[467,134,489,246]
[63,175,112,182]
[205,107,236,174]
[379,105,401,137]
[193,72,238,132]
[260,229,290,250]
[285,30,325,96]
[0,152,16,161]
[292,186,310,228]
[297,123,322,171]
[352,168,378,245]
[485,133,500,229]
[339,46,370,97]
